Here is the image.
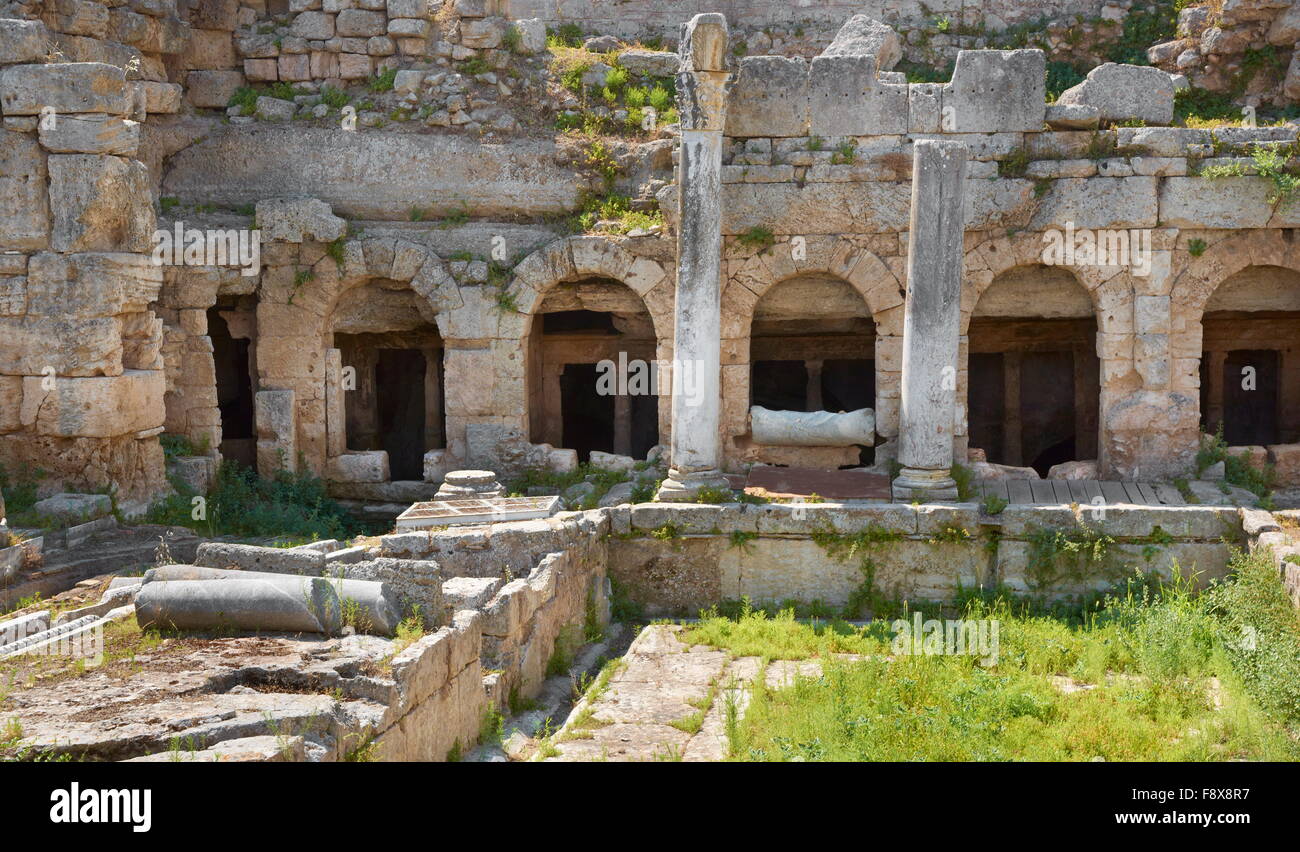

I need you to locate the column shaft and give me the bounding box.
[894,140,968,501]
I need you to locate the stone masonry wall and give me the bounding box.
[0,5,188,503]
[604,500,1247,615]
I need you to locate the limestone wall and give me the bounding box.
[697,45,1300,479]
[0,6,188,502]
[604,501,1246,614]
[501,0,1116,48]
[365,507,611,757]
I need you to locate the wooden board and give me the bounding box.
[1100,480,1131,505]
[1008,480,1035,505]
[1122,481,1148,504]
[1082,480,1105,506]
[1029,480,1058,505]
[980,479,1010,502]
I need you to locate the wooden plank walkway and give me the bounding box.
[976,479,1186,506]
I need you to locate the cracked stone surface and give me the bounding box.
[546,625,764,762]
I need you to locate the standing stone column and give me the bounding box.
[893,140,968,502]
[657,13,733,500]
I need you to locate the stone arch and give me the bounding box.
[319,236,457,339]
[1165,231,1300,437]
[509,235,673,339]
[507,235,674,456]
[963,256,1102,474]
[961,232,1120,334]
[1172,233,1300,449]
[720,236,902,467]
[254,235,454,478]
[1169,230,1300,321]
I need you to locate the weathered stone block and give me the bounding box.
[725,56,808,137]
[387,0,432,17]
[244,58,278,81]
[291,11,335,40]
[255,388,296,473]
[0,130,50,251]
[808,54,907,136]
[1158,176,1273,228]
[20,369,163,436]
[255,197,347,242]
[942,50,1045,133]
[187,0,240,31]
[0,316,123,376]
[327,450,389,482]
[46,0,110,39]
[909,82,942,133]
[819,14,902,70]
[0,19,50,64]
[1045,102,1099,129]
[387,18,428,39]
[0,62,126,115]
[1267,443,1300,486]
[459,18,502,49]
[48,155,155,253]
[1030,176,1158,230]
[722,181,911,234]
[141,82,182,114]
[1057,62,1174,126]
[337,8,385,36]
[0,375,21,433]
[26,252,161,318]
[338,52,372,79]
[617,48,677,77]
[185,69,244,107]
[188,27,237,70]
[38,113,140,156]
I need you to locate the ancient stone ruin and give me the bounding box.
[1,0,1299,764]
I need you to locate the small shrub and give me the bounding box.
[367,67,397,93]
[736,226,775,250]
[980,494,1008,515]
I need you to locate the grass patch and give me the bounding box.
[690,548,1300,761]
[141,460,373,541]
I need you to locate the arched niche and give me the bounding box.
[968,264,1099,475]
[1199,264,1300,446]
[328,279,445,481]
[526,277,659,462]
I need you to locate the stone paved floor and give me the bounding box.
[545,624,845,762]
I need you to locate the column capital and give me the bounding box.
[676,70,729,132]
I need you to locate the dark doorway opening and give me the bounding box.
[530,280,660,459]
[751,360,809,411]
[1221,349,1280,446]
[1020,350,1077,476]
[336,329,443,481]
[821,358,874,412]
[968,352,1005,467]
[208,308,255,465]
[373,349,427,480]
[560,363,615,462]
[542,310,619,334]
